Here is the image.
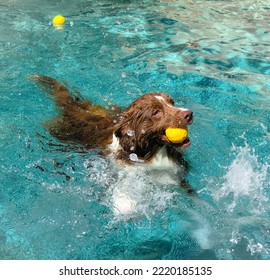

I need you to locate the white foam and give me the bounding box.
[107,166,179,218]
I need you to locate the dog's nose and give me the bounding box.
[182,109,193,124]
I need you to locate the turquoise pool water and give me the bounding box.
[0,0,270,259]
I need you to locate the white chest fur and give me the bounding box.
[107,134,120,153]
[149,146,176,169]
[107,134,176,169]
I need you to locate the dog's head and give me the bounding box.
[114,93,193,161]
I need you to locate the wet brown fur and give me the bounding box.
[31,75,192,165]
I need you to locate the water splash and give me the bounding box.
[108,167,178,217]
[212,140,269,214]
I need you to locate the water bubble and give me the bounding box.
[129,153,138,162]
[130,146,135,151]
[127,130,134,137]
[70,21,74,27]
[121,72,127,78]
[129,153,144,163]
[141,129,146,134]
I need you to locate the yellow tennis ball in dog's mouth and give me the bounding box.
[165,127,188,144]
[52,15,66,25]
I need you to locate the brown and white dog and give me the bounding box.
[31,75,193,162]
[31,75,194,212]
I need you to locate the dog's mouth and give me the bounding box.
[165,136,191,148]
[179,137,191,148]
[161,128,191,149]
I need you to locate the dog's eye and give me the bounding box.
[170,98,175,106]
[153,108,163,116]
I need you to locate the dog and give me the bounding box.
[31,75,194,213]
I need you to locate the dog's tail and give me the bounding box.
[29,75,84,108]
[30,75,117,148]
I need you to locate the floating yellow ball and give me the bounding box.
[52,15,66,25]
[165,127,188,144]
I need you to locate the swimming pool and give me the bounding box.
[0,0,269,259]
